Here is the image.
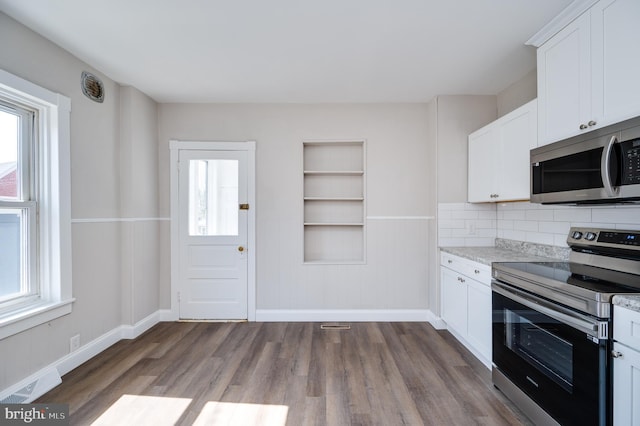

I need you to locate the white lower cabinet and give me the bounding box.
[613,305,640,426]
[440,252,492,368]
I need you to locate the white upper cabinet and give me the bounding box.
[537,0,640,146]
[537,13,591,145]
[468,99,537,203]
[591,0,640,128]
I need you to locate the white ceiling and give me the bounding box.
[0,0,573,103]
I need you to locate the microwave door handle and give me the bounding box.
[601,135,620,197]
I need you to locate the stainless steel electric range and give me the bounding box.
[491,227,640,426]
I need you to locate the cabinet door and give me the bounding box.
[591,0,640,128]
[613,341,640,426]
[466,279,492,365]
[441,267,467,336]
[537,12,592,146]
[467,126,497,202]
[496,100,537,201]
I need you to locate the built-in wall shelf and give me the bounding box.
[303,140,365,263]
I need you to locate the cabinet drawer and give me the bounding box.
[440,252,491,285]
[614,305,640,350]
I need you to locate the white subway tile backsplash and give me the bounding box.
[554,234,569,247]
[502,229,526,241]
[438,201,640,249]
[499,220,514,230]
[451,210,480,220]
[538,221,570,234]
[513,220,539,232]
[439,237,466,247]
[438,219,465,229]
[592,207,640,224]
[553,208,592,222]
[616,223,640,231]
[503,210,526,220]
[464,237,495,247]
[525,209,554,221]
[438,202,497,247]
[525,232,555,245]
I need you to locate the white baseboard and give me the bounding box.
[425,311,447,330]
[121,310,168,339]
[255,309,434,322]
[0,309,167,403]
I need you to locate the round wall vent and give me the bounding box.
[81,71,104,103]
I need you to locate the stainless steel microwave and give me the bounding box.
[531,115,640,204]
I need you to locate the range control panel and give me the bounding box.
[568,227,640,249]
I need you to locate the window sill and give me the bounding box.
[0,299,75,340]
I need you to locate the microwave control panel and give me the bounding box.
[621,137,640,185]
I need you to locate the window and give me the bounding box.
[0,101,37,308]
[0,69,72,339]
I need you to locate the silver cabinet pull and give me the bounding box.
[588,120,597,127]
[611,350,623,358]
[580,123,588,130]
[474,269,480,274]
[447,259,453,264]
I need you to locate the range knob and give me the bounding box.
[572,231,583,240]
[585,232,597,241]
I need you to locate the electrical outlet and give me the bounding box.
[467,221,476,235]
[69,334,80,352]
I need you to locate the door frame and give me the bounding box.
[169,140,256,321]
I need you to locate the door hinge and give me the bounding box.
[239,203,250,210]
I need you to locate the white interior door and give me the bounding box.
[177,149,248,319]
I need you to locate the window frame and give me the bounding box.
[0,69,73,339]
[0,101,38,309]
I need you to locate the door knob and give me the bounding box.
[238,246,245,252]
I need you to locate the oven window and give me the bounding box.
[505,309,573,393]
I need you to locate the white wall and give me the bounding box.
[119,87,161,325]
[429,95,497,315]
[435,96,497,203]
[0,13,160,393]
[496,69,537,118]
[158,103,432,315]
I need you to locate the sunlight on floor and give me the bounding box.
[192,401,289,426]
[91,395,192,426]
[90,395,289,426]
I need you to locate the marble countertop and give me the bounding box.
[440,246,560,266]
[612,295,640,313]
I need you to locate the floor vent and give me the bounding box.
[320,323,351,330]
[0,368,61,404]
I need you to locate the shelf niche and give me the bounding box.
[303,140,365,263]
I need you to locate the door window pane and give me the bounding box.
[0,108,18,199]
[0,210,22,302]
[188,159,239,236]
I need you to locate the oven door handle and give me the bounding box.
[492,282,601,336]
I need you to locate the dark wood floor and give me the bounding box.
[37,322,532,425]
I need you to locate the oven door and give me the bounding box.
[492,282,610,426]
